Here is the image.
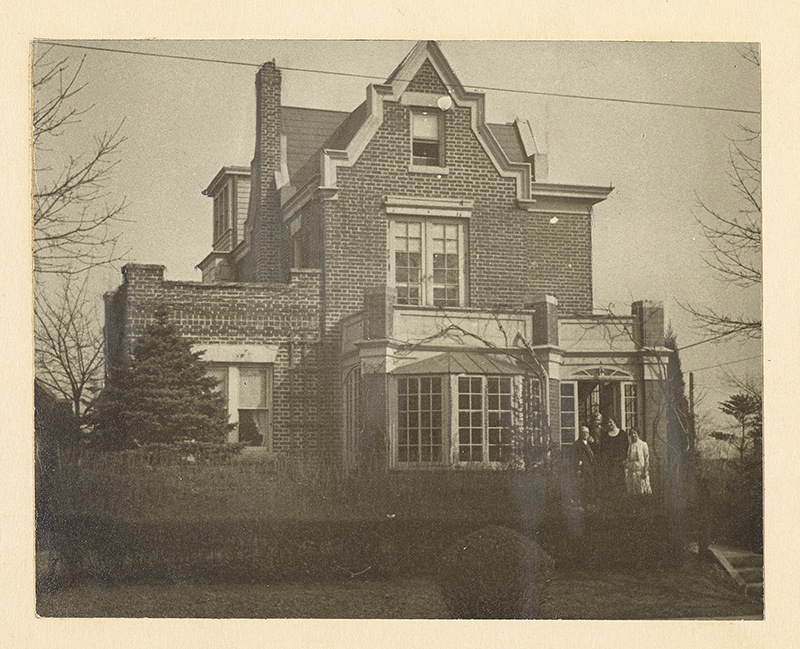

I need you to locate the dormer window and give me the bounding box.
[213,184,231,243]
[411,110,442,167]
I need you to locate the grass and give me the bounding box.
[37,553,762,619]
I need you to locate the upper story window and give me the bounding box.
[292,231,309,269]
[411,110,443,167]
[213,183,231,242]
[390,219,466,307]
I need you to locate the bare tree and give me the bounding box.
[686,47,761,340]
[33,45,128,276]
[34,274,104,421]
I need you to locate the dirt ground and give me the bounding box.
[37,554,762,619]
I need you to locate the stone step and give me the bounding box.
[708,544,764,598]
[745,583,763,601]
[727,554,763,570]
[737,567,763,584]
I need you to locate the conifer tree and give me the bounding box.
[665,328,692,452]
[93,309,232,448]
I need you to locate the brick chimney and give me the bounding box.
[631,300,665,348]
[248,61,283,283]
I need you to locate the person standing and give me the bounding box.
[600,417,628,495]
[625,428,652,495]
[574,425,597,502]
[590,412,604,453]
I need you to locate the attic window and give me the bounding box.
[411,110,442,167]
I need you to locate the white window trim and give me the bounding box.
[621,380,640,433]
[388,217,467,308]
[390,373,524,469]
[410,108,444,169]
[451,374,522,467]
[560,381,579,446]
[207,363,273,449]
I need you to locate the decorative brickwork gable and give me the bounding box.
[319,64,594,338]
[405,59,450,95]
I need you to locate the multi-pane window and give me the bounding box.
[431,223,460,307]
[487,377,514,462]
[391,219,464,307]
[522,377,546,449]
[457,376,515,464]
[411,110,442,166]
[458,377,484,462]
[398,377,443,463]
[623,382,639,431]
[560,382,578,445]
[394,373,540,467]
[394,221,423,305]
[213,183,231,241]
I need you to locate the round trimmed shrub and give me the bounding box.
[437,525,556,619]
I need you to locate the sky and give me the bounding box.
[32,39,762,432]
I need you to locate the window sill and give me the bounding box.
[389,463,517,471]
[408,165,449,175]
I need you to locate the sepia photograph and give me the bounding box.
[31,39,762,621]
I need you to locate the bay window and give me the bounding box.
[398,376,443,463]
[394,373,538,467]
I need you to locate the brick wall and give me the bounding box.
[106,264,334,458]
[320,63,594,338]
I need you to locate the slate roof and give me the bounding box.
[281,106,349,179]
[487,123,526,164]
[281,105,527,190]
[391,351,527,375]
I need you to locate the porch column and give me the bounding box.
[526,293,559,347]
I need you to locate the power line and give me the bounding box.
[37,40,261,69]
[675,330,743,351]
[36,40,760,116]
[686,354,762,374]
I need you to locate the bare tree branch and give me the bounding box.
[34,274,105,420]
[686,49,761,341]
[32,46,129,276]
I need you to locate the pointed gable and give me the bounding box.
[307,40,535,204]
[404,59,450,95]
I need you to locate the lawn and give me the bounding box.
[37,553,762,619]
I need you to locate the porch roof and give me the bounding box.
[391,351,527,376]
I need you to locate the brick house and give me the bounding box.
[105,41,676,484]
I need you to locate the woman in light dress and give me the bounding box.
[625,428,652,495]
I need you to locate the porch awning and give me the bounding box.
[391,351,528,376]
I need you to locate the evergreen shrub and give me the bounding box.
[437,525,555,619]
[91,308,233,448]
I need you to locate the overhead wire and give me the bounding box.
[36,39,762,376]
[36,40,760,116]
[685,354,762,374]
